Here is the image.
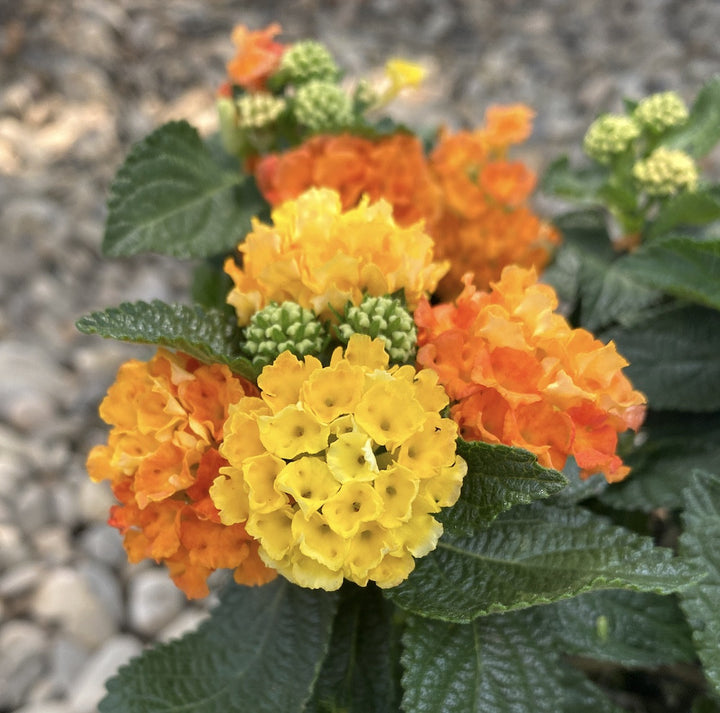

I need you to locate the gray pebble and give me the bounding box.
[68,635,143,713]
[0,620,48,710]
[128,568,187,637]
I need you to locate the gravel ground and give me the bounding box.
[2,1,719,711]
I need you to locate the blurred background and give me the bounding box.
[1,1,719,711]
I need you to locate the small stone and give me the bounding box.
[128,568,186,637]
[49,633,90,696]
[0,523,32,569]
[76,560,124,627]
[77,477,116,523]
[16,482,53,534]
[31,567,116,649]
[0,561,44,598]
[69,635,143,713]
[158,608,209,643]
[0,620,48,710]
[79,523,126,568]
[32,525,74,565]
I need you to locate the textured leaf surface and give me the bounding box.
[620,234,720,311]
[104,120,263,258]
[304,584,401,713]
[546,590,695,667]
[548,211,661,330]
[603,304,720,412]
[665,76,720,158]
[680,470,720,695]
[100,580,338,713]
[439,440,567,534]
[648,188,720,239]
[600,411,720,512]
[540,157,608,203]
[386,502,696,622]
[549,457,608,505]
[401,610,623,713]
[76,300,256,380]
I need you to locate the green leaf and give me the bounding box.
[665,76,720,158]
[549,211,661,330]
[103,120,265,258]
[549,457,608,506]
[401,610,623,713]
[603,304,720,412]
[99,579,338,713]
[386,502,696,623]
[438,440,567,534]
[304,584,402,713]
[599,411,720,512]
[648,188,720,239]
[540,156,608,204]
[619,233,720,311]
[680,470,720,696]
[546,590,695,667]
[191,258,236,312]
[76,300,257,380]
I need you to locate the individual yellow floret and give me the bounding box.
[257,404,330,458]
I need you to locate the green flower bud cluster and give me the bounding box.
[243,302,329,369]
[583,115,641,165]
[633,91,689,133]
[336,295,417,364]
[235,93,287,130]
[294,81,354,132]
[632,147,698,196]
[278,41,340,84]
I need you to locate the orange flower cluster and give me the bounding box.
[86,349,276,598]
[253,105,559,298]
[224,23,285,92]
[414,266,647,482]
[255,132,442,228]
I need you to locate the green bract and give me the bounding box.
[242,301,329,368]
[336,294,417,364]
[293,80,354,131]
[632,146,699,196]
[279,40,340,84]
[634,90,690,133]
[583,114,640,164]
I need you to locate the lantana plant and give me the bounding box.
[78,23,720,713]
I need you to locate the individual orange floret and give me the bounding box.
[415,266,647,483]
[226,23,285,91]
[254,133,442,228]
[224,187,448,325]
[483,104,536,150]
[86,349,276,598]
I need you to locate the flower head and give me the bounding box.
[86,350,275,598]
[235,93,287,129]
[633,146,698,196]
[211,334,466,590]
[224,187,448,325]
[226,23,286,92]
[583,114,641,165]
[415,266,646,482]
[633,91,689,134]
[278,40,340,84]
[255,132,443,227]
[428,119,560,296]
[293,81,354,132]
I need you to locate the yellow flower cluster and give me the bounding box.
[209,334,467,590]
[224,187,449,325]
